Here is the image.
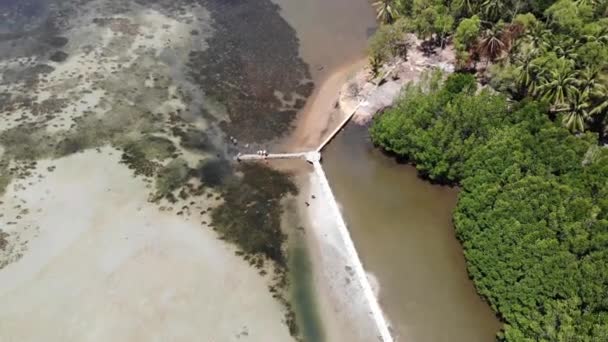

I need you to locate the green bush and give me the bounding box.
[371,72,510,182]
[368,19,412,63]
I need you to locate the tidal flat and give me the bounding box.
[0,0,314,340]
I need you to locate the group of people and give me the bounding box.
[235,149,269,162]
[256,150,269,158]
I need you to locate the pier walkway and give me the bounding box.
[236,151,320,163]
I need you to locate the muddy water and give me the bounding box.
[272,0,376,82]
[272,1,377,341]
[323,124,502,342]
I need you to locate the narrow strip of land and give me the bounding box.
[311,160,394,342]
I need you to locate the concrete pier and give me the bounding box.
[236,151,321,164]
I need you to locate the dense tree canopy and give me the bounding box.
[372,0,608,135]
[371,73,608,340]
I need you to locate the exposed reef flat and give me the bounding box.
[0,148,292,341]
[0,0,312,340]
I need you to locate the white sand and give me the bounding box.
[0,147,293,342]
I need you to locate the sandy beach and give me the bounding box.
[275,57,399,338]
[284,59,367,152]
[274,49,396,342]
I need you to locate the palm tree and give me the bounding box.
[574,0,599,7]
[373,0,397,24]
[535,58,578,107]
[476,27,509,63]
[589,82,608,116]
[551,37,580,60]
[588,84,608,141]
[512,46,541,96]
[481,0,506,21]
[582,25,608,44]
[451,0,477,17]
[524,22,552,55]
[369,54,383,78]
[577,67,601,96]
[561,91,591,132]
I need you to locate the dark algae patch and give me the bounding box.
[0,230,8,251]
[195,158,231,188]
[49,51,68,62]
[211,162,297,266]
[153,158,192,200]
[186,0,314,143]
[137,0,314,143]
[120,135,177,177]
[211,162,305,339]
[43,36,68,48]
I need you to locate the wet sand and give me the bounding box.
[266,2,388,339]
[285,59,367,152]
[0,148,292,341]
[0,1,297,340]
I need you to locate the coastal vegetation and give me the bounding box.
[372,0,608,134]
[369,0,608,339]
[372,71,608,340]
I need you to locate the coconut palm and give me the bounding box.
[582,25,608,44]
[577,67,601,96]
[561,91,591,132]
[512,46,541,96]
[579,76,608,135]
[373,0,398,24]
[551,37,580,60]
[525,23,552,54]
[574,0,599,7]
[589,83,608,116]
[535,58,579,107]
[451,0,477,17]
[481,0,506,21]
[590,96,608,117]
[476,27,509,63]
